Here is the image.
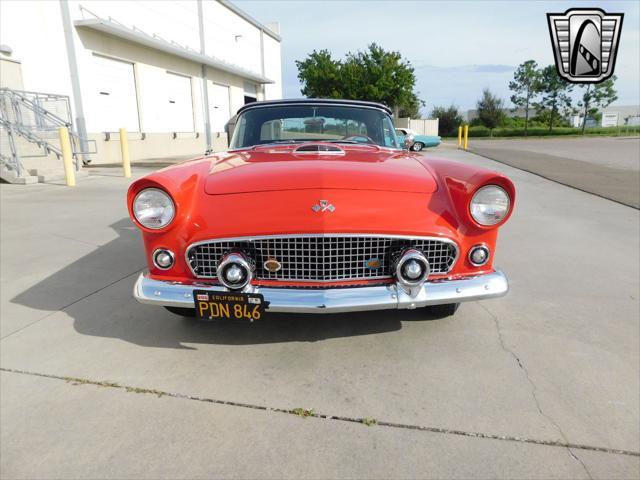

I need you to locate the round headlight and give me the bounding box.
[470,185,510,226]
[133,188,175,229]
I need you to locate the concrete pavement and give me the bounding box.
[1,150,638,478]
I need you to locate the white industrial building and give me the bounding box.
[570,105,640,128]
[0,0,282,181]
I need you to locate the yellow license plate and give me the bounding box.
[193,290,267,321]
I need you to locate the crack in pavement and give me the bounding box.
[479,303,594,479]
[2,367,638,459]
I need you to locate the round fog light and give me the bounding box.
[153,249,174,270]
[217,252,253,290]
[224,264,245,284]
[403,259,424,280]
[469,245,490,266]
[395,249,430,286]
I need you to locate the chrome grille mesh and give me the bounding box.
[187,235,457,281]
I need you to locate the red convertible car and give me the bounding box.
[130,99,514,321]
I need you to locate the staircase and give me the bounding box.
[0,87,95,184]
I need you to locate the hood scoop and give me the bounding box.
[293,144,345,156]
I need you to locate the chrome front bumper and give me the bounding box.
[133,270,508,313]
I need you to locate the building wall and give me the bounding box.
[72,27,207,133]
[263,34,283,100]
[568,105,640,128]
[0,0,282,164]
[0,0,72,97]
[202,1,262,75]
[0,58,24,89]
[601,105,640,126]
[395,118,440,136]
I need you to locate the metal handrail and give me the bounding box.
[0,118,23,177]
[1,87,71,128]
[0,87,97,177]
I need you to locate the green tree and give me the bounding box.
[509,60,541,136]
[398,95,425,118]
[430,105,463,137]
[576,76,618,134]
[296,44,421,117]
[295,50,342,99]
[534,65,573,131]
[533,109,571,128]
[476,88,505,136]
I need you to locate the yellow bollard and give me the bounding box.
[463,125,469,150]
[457,126,462,147]
[119,128,131,178]
[58,127,76,187]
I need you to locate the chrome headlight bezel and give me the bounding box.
[469,185,510,226]
[133,188,176,230]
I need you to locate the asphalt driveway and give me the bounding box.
[467,137,640,208]
[1,149,638,479]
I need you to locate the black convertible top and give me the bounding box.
[237,98,392,115]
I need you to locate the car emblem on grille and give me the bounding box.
[547,8,623,83]
[364,258,381,269]
[263,257,282,273]
[311,200,335,213]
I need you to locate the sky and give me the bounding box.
[237,0,640,116]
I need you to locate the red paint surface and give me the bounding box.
[127,144,515,286]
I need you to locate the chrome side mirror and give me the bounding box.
[403,133,415,151]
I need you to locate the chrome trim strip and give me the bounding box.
[184,234,460,280]
[133,270,509,313]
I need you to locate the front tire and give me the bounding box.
[164,306,196,317]
[411,142,424,151]
[427,303,460,318]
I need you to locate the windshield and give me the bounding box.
[230,104,400,149]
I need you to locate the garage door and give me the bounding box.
[166,72,194,132]
[210,83,230,133]
[89,55,139,132]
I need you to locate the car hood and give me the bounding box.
[204,144,437,195]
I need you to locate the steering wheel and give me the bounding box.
[341,135,376,145]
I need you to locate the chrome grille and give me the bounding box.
[187,235,458,282]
